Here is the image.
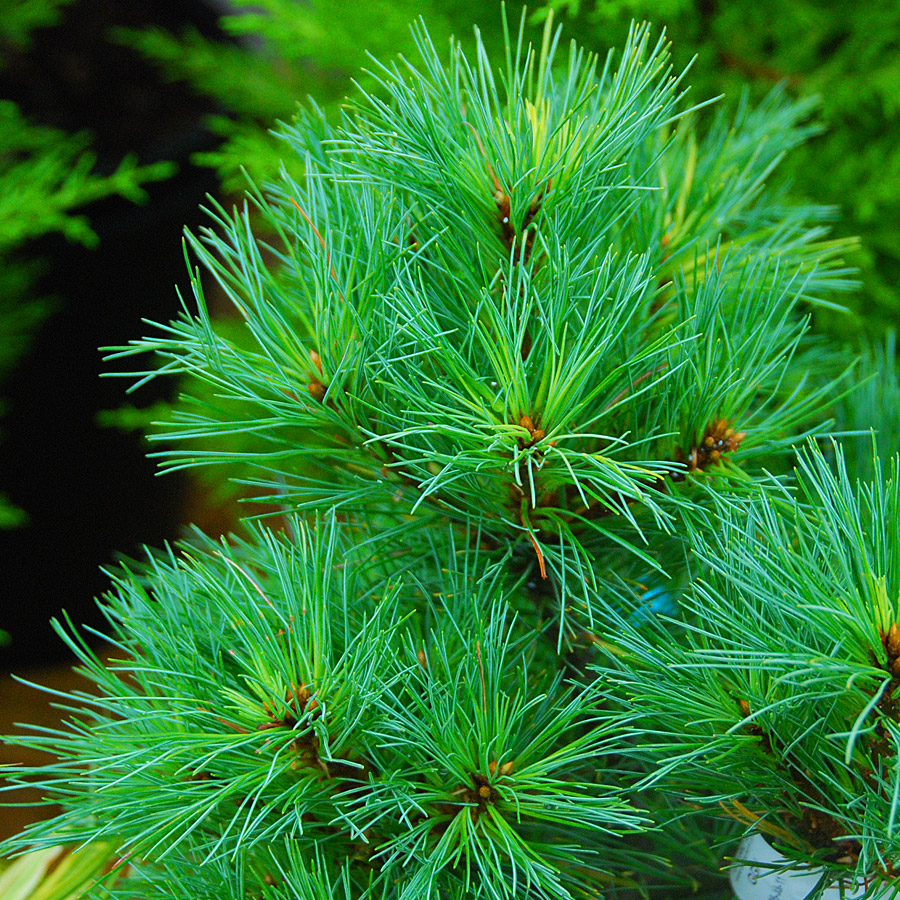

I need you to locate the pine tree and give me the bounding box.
[4,14,895,900]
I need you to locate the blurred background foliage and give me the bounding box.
[539,0,900,337]
[0,0,170,530]
[0,0,219,670]
[118,0,900,336]
[117,0,533,193]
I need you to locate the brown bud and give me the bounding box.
[887,623,900,657]
[519,414,535,433]
[478,784,492,799]
[288,682,308,703]
[488,759,514,776]
[416,648,427,669]
[308,380,327,403]
[532,429,545,442]
[309,349,323,374]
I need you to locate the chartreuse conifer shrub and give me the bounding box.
[538,0,900,336]
[116,0,531,191]
[0,16,867,900]
[598,442,900,896]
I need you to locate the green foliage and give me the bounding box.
[5,14,899,900]
[542,0,900,335]
[0,102,172,252]
[5,518,644,899]
[0,1,174,529]
[0,0,76,50]
[110,21,853,614]
[120,0,900,335]
[122,0,900,335]
[598,442,900,889]
[834,333,900,483]
[118,0,530,191]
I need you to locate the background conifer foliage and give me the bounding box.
[540,0,900,336]
[0,0,222,668]
[3,9,900,900]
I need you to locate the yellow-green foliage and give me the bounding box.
[546,0,900,334]
[0,1,173,527]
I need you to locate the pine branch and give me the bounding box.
[108,21,854,616]
[596,441,900,889]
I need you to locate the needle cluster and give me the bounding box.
[597,444,900,891]
[4,13,893,900]
[112,18,852,601]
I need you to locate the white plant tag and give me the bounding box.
[730,833,886,900]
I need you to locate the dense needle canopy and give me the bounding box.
[0,13,880,900]
[113,17,854,604]
[597,443,900,890]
